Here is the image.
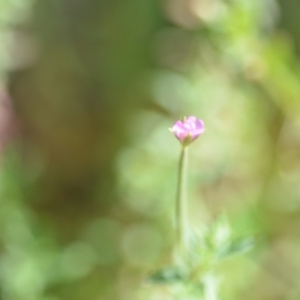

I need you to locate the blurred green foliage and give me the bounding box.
[0,0,300,299]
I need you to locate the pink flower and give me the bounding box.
[170,116,205,146]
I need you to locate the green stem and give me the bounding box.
[176,146,189,252]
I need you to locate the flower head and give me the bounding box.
[170,116,205,146]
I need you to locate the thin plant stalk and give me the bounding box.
[176,145,189,253]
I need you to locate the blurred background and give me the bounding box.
[0,0,300,299]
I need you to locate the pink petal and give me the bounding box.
[176,130,188,142]
[171,121,184,132]
[194,120,205,134]
[185,116,197,123]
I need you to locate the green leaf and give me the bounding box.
[147,266,186,284]
[217,237,255,260]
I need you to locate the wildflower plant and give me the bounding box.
[148,116,255,299]
[170,116,205,253]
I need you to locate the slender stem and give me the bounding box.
[176,146,189,252]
